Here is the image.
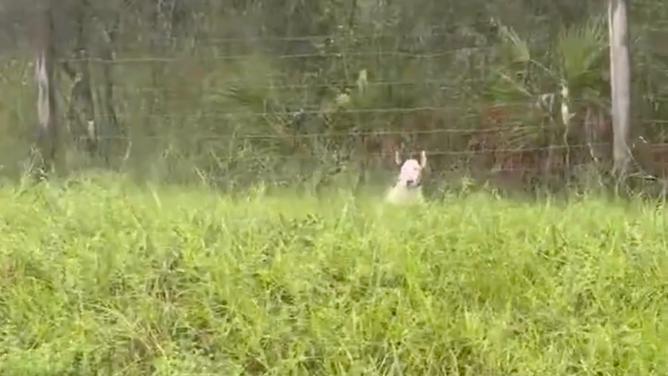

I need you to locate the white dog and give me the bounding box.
[385,150,427,204]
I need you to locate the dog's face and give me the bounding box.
[395,151,427,189]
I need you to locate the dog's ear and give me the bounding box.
[394,150,402,166]
[419,150,427,168]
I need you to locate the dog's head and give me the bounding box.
[395,150,427,189]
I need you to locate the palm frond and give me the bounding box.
[496,21,531,65]
[555,16,607,89]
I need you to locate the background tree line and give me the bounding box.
[0,0,663,193]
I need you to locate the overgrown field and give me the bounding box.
[0,176,667,375]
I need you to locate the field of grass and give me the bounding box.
[0,175,667,375]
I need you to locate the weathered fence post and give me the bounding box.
[608,0,632,179]
[33,1,58,178]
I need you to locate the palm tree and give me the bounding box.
[477,15,609,183]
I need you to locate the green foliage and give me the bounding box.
[477,15,611,152]
[0,178,667,374]
[1,0,667,188]
[487,16,608,105]
[555,16,608,104]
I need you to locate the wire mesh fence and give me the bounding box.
[0,0,668,192]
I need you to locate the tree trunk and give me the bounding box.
[608,0,632,178]
[33,0,58,178]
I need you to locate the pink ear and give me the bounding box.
[419,150,427,167]
[394,151,402,166]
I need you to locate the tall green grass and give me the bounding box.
[0,176,667,375]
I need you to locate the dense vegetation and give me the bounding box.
[0,0,666,191]
[1,176,666,375]
[0,2,665,375]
